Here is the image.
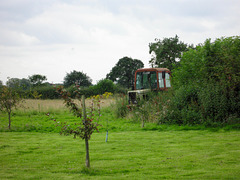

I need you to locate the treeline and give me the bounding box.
[6,79,125,99]
[1,56,144,99]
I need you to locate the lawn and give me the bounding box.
[0,99,240,179]
[0,131,239,179]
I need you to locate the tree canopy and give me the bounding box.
[149,35,189,70]
[106,57,144,88]
[28,74,47,87]
[6,78,31,90]
[64,70,92,87]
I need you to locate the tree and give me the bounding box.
[106,57,144,88]
[0,86,23,129]
[55,85,100,168]
[64,70,92,88]
[94,79,116,94]
[6,78,31,90]
[28,74,47,87]
[149,35,189,70]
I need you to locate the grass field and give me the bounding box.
[0,99,240,179]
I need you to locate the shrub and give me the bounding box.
[32,85,59,99]
[166,36,240,126]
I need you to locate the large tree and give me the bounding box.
[106,57,144,89]
[64,70,92,87]
[149,35,189,70]
[28,74,47,87]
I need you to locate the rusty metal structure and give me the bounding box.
[128,68,171,104]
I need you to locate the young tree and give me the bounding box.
[0,86,23,129]
[106,57,144,88]
[55,85,100,168]
[64,70,92,88]
[149,35,189,70]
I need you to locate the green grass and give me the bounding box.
[0,108,141,133]
[0,99,240,179]
[0,131,239,179]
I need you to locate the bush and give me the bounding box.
[86,79,126,97]
[32,86,59,99]
[165,36,240,126]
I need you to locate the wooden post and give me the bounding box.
[141,116,145,128]
[8,111,11,129]
[82,95,90,168]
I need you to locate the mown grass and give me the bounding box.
[0,99,240,179]
[0,131,239,179]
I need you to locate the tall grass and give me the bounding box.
[15,98,115,114]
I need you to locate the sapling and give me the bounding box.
[55,85,100,168]
[0,86,23,129]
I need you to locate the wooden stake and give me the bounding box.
[82,95,90,168]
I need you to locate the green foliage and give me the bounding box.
[0,86,23,129]
[6,78,31,90]
[32,85,59,99]
[114,94,129,118]
[89,79,116,95]
[106,56,144,88]
[64,79,125,98]
[165,36,240,125]
[64,70,92,88]
[149,35,190,70]
[28,74,47,87]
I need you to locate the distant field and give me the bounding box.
[20,98,115,112]
[0,131,239,179]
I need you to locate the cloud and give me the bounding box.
[0,0,239,84]
[0,28,40,46]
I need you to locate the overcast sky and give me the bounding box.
[0,0,239,84]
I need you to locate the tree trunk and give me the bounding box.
[85,138,90,168]
[82,95,90,168]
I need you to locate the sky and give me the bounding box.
[0,0,239,84]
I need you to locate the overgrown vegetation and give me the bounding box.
[115,36,240,127]
[168,36,240,126]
